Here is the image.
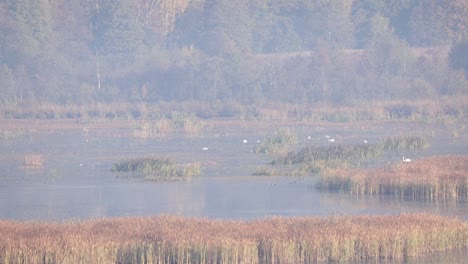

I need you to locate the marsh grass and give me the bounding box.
[274,143,382,165]
[252,166,279,176]
[133,113,203,138]
[0,129,31,140]
[254,129,298,154]
[1,96,465,124]
[271,136,429,175]
[317,155,467,199]
[381,136,429,150]
[112,157,201,181]
[230,97,466,123]
[0,214,466,264]
[22,154,44,169]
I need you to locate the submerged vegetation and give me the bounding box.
[0,214,466,264]
[112,157,201,181]
[317,155,468,200]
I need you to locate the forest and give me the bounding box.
[0,0,467,114]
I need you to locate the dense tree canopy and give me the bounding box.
[0,0,466,107]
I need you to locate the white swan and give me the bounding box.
[402,156,411,162]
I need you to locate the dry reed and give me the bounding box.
[132,113,203,138]
[1,96,465,124]
[0,214,466,264]
[318,155,468,199]
[22,154,44,169]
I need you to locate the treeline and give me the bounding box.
[0,0,467,108]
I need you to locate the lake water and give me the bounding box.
[0,120,466,221]
[1,120,466,263]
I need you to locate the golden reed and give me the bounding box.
[319,155,467,199]
[0,214,466,263]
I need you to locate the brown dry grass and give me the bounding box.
[0,214,466,264]
[1,95,466,124]
[319,155,468,199]
[22,154,44,169]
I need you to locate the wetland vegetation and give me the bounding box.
[317,155,468,200]
[253,129,298,154]
[22,154,44,169]
[1,119,466,263]
[1,214,466,264]
[132,113,204,138]
[112,157,201,181]
[0,1,467,263]
[268,136,429,174]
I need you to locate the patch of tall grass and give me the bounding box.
[0,214,466,264]
[317,155,467,200]
[273,143,382,165]
[381,136,429,150]
[253,129,298,154]
[112,157,201,180]
[132,112,203,138]
[0,129,29,140]
[22,154,44,169]
[1,96,465,124]
[251,166,278,176]
[272,136,429,174]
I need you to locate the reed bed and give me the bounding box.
[317,155,468,199]
[253,129,298,154]
[112,157,201,181]
[0,214,466,264]
[1,96,465,125]
[380,136,429,150]
[274,143,382,165]
[272,136,429,174]
[132,113,204,138]
[22,154,44,169]
[0,128,32,140]
[252,166,279,176]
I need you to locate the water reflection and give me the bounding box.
[1,174,466,221]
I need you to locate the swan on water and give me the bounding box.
[402,156,411,162]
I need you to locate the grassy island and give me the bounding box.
[112,157,201,181]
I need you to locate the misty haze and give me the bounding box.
[0,0,467,263]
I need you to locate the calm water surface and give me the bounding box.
[0,121,466,221]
